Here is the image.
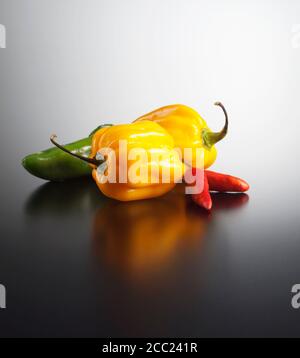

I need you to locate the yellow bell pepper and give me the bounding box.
[134,102,228,169]
[51,121,186,201]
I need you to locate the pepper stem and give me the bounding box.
[50,135,103,167]
[202,102,228,149]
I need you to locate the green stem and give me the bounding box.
[202,102,228,149]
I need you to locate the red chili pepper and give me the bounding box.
[206,170,249,193]
[191,170,212,210]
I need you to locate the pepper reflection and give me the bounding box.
[92,186,248,276]
[25,177,107,216]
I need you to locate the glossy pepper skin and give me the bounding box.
[23,102,227,182]
[22,137,92,181]
[22,125,110,181]
[206,170,249,192]
[191,170,212,210]
[89,121,186,201]
[51,121,186,201]
[134,102,228,169]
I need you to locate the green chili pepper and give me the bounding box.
[22,124,112,181]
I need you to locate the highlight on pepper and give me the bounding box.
[50,122,205,198]
[22,101,250,210]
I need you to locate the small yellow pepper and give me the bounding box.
[134,102,228,169]
[51,121,186,201]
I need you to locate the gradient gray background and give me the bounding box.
[1,0,300,337]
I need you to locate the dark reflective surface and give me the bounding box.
[92,188,248,279]
[1,176,300,338]
[2,0,300,338]
[25,178,107,216]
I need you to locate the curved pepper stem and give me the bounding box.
[50,135,103,167]
[202,102,228,149]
